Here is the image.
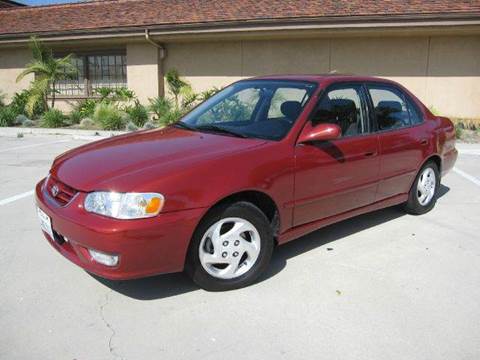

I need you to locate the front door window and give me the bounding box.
[311,85,367,137]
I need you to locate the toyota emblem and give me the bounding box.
[51,185,59,197]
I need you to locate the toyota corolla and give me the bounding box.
[35,75,457,291]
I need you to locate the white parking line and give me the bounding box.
[0,139,69,153]
[457,149,480,156]
[453,167,480,187]
[0,190,34,206]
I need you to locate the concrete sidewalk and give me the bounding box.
[0,126,126,139]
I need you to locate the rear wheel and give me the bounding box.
[404,161,440,215]
[186,202,274,291]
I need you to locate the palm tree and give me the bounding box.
[165,69,191,109]
[16,37,77,115]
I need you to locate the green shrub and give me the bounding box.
[158,108,183,127]
[41,108,66,128]
[15,114,30,126]
[0,91,5,107]
[125,121,139,132]
[125,103,148,127]
[149,97,173,120]
[23,119,36,127]
[74,99,97,119]
[10,90,44,118]
[94,87,115,102]
[181,89,199,110]
[148,96,184,126]
[93,102,127,130]
[113,87,136,102]
[68,110,83,125]
[94,87,136,103]
[0,106,17,127]
[200,87,222,101]
[455,126,463,139]
[428,106,440,116]
[143,121,157,130]
[451,118,480,131]
[10,91,29,115]
[79,118,96,129]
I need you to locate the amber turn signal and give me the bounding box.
[146,197,162,214]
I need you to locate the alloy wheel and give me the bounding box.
[198,217,261,280]
[417,167,436,206]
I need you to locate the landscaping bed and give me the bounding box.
[450,118,480,143]
[0,38,219,134]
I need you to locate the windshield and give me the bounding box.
[177,80,317,140]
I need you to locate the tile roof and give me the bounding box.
[1,0,479,36]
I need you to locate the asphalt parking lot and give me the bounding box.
[1,134,479,360]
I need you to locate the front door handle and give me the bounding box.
[364,151,376,157]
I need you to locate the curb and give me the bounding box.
[0,127,127,138]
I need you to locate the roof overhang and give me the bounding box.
[1,12,479,46]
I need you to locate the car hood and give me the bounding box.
[51,127,267,192]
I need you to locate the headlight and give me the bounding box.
[84,192,164,219]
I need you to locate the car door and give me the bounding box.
[365,83,429,201]
[293,83,380,227]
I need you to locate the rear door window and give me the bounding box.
[367,85,411,131]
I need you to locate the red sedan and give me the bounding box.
[35,75,457,291]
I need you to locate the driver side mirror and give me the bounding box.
[297,123,342,144]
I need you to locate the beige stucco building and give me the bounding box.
[0,0,479,119]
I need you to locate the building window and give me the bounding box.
[55,53,127,97]
[56,56,85,96]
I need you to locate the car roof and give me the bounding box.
[248,74,397,85]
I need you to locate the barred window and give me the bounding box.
[88,55,127,91]
[55,53,127,96]
[56,57,85,96]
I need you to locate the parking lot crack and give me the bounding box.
[100,289,125,360]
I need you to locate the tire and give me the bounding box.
[185,201,274,291]
[403,161,440,215]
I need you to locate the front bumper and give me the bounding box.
[35,178,205,280]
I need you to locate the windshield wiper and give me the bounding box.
[195,124,250,138]
[173,121,197,131]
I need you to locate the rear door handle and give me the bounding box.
[364,151,376,157]
[420,139,428,146]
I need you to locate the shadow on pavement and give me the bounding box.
[91,272,198,300]
[93,185,450,300]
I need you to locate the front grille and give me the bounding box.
[45,176,78,206]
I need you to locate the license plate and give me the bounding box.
[37,207,53,239]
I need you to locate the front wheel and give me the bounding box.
[404,161,440,215]
[186,202,274,291]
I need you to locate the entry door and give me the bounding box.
[293,84,380,227]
